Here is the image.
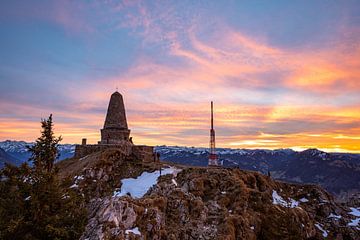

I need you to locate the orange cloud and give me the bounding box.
[61,24,358,153]
[1,8,360,153]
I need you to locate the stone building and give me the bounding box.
[99,91,130,144]
[75,91,157,162]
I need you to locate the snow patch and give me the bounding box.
[171,178,178,186]
[272,190,287,206]
[62,194,70,199]
[299,197,309,203]
[272,190,299,208]
[348,207,360,227]
[74,175,84,181]
[289,198,300,208]
[348,218,360,227]
[22,176,33,184]
[113,167,181,198]
[328,213,341,220]
[70,175,84,189]
[125,227,141,235]
[349,207,360,217]
[315,223,328,238]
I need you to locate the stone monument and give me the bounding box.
[99,91,130,144]
[74,91,157,163]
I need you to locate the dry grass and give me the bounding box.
[56,151,104,179]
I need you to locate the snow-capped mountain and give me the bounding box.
[1,141,360,238]
[2,141,359,199]
[155,146,360,199]
[0,147,22,168]
[0,140,75,164]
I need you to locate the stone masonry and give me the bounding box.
[75,91,157,162]
[99,91,130,144]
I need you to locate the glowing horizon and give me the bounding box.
[1,1,360,153]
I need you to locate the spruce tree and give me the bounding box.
[27,114,62,173]
[0,114,87,240]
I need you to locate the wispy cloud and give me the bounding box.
[0,0,360,152]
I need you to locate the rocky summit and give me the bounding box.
[57,148,360,240]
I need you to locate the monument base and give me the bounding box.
[74,143,157,163]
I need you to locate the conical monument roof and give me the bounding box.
[103,91,128,130]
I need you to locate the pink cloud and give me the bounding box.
[2,1,360,152]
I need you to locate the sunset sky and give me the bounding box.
[0,1,360,152]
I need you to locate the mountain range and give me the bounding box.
[1,140,359,238]
[0,147,22,168]
[0,140,75,166]
[156,146,360,200]
[57,147,359,239]
[1,140,359,200]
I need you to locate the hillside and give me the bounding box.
[156,146,360,200]
[3,141,360,200]
[0,147,21,168]
[57,148,360,239]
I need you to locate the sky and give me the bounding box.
[0,0,360,152]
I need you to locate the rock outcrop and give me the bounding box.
[156,146,360,201]
[58,149,359,239]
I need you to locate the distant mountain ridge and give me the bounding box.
[155,146,360,199]
[1,140,359,199]
[0,140,75,165]
[0,147,22,168]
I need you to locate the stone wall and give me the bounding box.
[74,144,157,163]
[99,128,130,144]
[132,145,157,163]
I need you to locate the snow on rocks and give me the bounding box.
[125,227,141,236]
[328,213,342,220]
[315,223,328,238]
[74,175,85,181]
[272,190,299,208]
[62,194,70,199]
[113,167,181,198]
[348,218,360,227]
[70,175,84,189]
[299,197,309,203]
[22,176,33,184]
[171,178,178,186]
[288,198,299,208]
[349,207,360,217]
[272,190,288,206]
[348,207,360,227]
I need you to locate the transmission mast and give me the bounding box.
[208,101,218,166]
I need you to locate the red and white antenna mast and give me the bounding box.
[208,101,218,166]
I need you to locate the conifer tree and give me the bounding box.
[27,114,62,173]
[0,114,87,240]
